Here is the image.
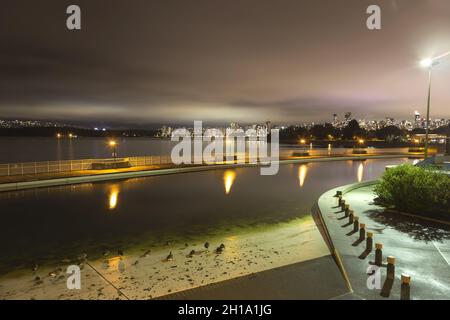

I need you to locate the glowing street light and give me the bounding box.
[420,58,433,68]
[109,140,118,161]
[420,51,450,158]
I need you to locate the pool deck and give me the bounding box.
[0,154,412,192]
[316,181,450,300]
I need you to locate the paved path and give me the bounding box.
[0,154,411,192]
[318,182,450,300]
[160,255,350,300]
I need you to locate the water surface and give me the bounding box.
[0,158,413,273]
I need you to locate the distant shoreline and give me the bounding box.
[0,127,158,138]
[0,131,445,149]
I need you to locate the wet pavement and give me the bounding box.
[318,182,450,300]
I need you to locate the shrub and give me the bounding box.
[374,164,450,217]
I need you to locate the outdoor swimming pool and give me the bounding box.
[0,157,414,274]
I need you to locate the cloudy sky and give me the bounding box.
[0,0,449,127]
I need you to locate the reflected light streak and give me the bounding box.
[108,185,120,209]
[357,163,364,182]
[298,164,308,187]
[224,170,236,195]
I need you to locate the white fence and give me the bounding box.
[0,155,173,177]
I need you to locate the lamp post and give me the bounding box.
[420,52,450,159]
[109,140,117,162]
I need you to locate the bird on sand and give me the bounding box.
[140,250,151,258]
[166,251,173,261]
[215,244,225,254]
[78,253,88,261]
[204,242,210,249]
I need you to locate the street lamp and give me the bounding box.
[109,140,117,162]
[420,51,450,158]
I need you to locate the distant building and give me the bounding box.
[412,133,447,144]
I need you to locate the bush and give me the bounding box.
[374,164,450,217]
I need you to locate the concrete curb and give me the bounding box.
[314,180,378,297]
[0,154,407,192]
[315,180,377,250]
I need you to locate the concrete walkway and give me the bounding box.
[317,182,450,300]
[160,255,350,300]
[0,154,410,192]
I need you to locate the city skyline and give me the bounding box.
[1,0,450,125]
[0,110,450,137]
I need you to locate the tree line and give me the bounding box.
[279,120,450,142]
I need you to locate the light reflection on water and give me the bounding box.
[357,163,364,182]
[298,164,308,187]
[223,170,236,195]
[108,185,120,210]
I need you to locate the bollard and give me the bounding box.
[345,208,352,218]
[400,274,411,300]
[344,204,350,215]
[336,190,342,197]
[349,211,354,224]
[359,223,366,240]
[338,196,343,206]
[375,243,383,266]
[353,217,360,232]
[341,200,346,210]
[366,232,373,251]
[387,256,395,280]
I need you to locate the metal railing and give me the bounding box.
[0,155,173,177]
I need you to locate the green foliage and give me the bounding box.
[342,119,365,140]
[374,164,450,216]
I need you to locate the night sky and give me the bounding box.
[0,0,449,126]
